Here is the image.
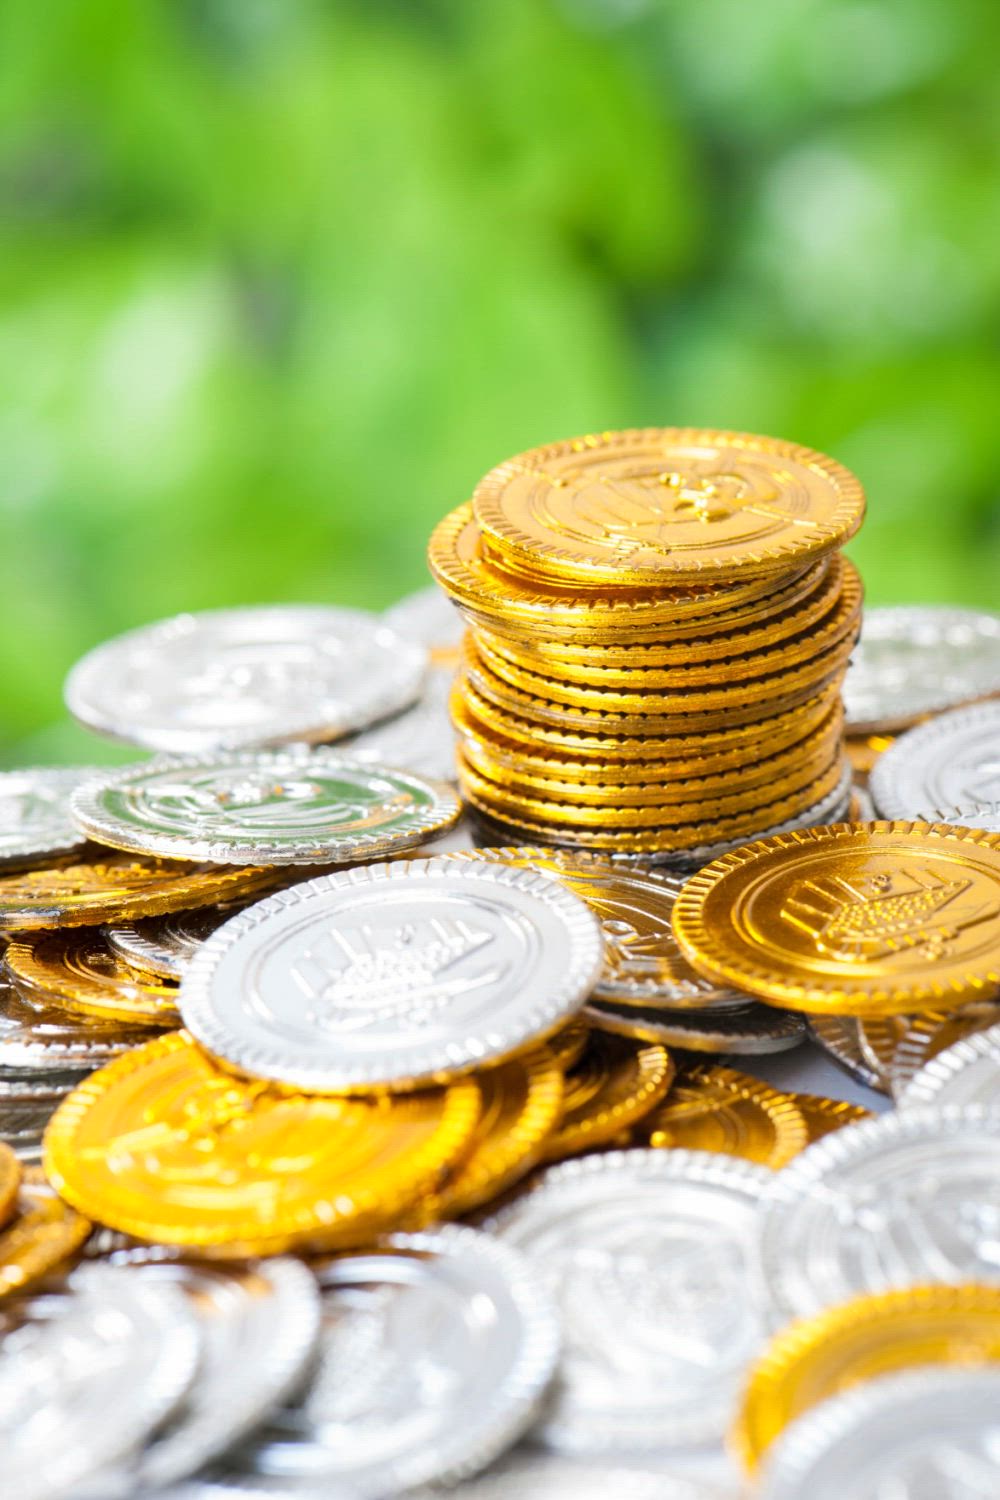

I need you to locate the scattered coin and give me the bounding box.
[0,766,95,867]
[0,970,152,1074]
[897,1022,1000,1109]
[106,905,241,980]
[855,1014,909,1090]
[870,701,1000,828]
[586,997,806,1054]
[65,604,428,752]
[0,1166,91,1298]
[399,1453,737,1499]
[542,1030,674,1161]
[71,750,462,866]
[888,1002,1000,1099]
[179,857,604,1093]
[843,604,1000,732]
[342,668,458,783]
[7,929,180,1026]
[640,1064,809,1169]
[0,1077,78,1161]
[0,1143,19,1227]
[789,1088,872,1144]
[806,1015,884,1092]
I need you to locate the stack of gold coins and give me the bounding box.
[430,428,865,858]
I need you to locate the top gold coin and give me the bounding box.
[472,428,865,587]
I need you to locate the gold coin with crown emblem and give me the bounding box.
[672,822,1000,1015]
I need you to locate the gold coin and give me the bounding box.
[0,850,275,931]
[409,1050,565,1223]
[639,1064,808,1168]
[546,1017,591,1070]
[7,931,180,1026]
[0,1143,20,1228]
[790,1089,871,1144]
[0,1167,92,1298]
[846,732,895,779]
[542,1029,673,1161]
[673,821,1000,1015]
[734,1283,1000,1471]
[471,428,865,587]
[43,1032,482,1254]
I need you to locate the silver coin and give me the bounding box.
[897,1021,1000,1110]
[342,668,458,784]
[413,1453,737,1498]
[757,1105,1000,1322]
[107,907,241,981]
[843,604,1000,733]
[180,856,604,1092]
[0,1262,201,1500]
[64,604,428,753]
[586,998,806,1054]
[227,1227,559,1496]
[0,767,94,866]
[383,586,464,657]
[758,1366,1000,1500]
[849,783,875,820]
[870,701,1000,828]
[489,1149,772,1452]
[0,1077,79,1158]
[0,970,151,1074]
[806,1015,884,1092]
[888,1004,1000,1100]
[96,1255,321,1492]
[453,848,749,1011]
[71,750,461,866]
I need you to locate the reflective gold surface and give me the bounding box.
[641,1064,808,1168]
[0,1167,91,1298]
[542,1029,674,1161]
[7,931,180,1026]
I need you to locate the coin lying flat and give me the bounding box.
[0,1143,19,1227]
[757,1107,1000,1322]
[542,1031,674,1162]
[226,1228,559,1496]
[71,751,461,866]
[0,850,275,931]
[44,1032,481,1253]
[180,857,604,1093]
[586,997,806,1055]
[342,668,458,783]
[641,1065,809,1169]
[789,1089,871,1144]
[843,604,1000,733]
[673,822,1000,1015]
[0,767,95,867]
[7,930,180,1026]
[736,1282,1000,1471]
[870,702,1000,828]
[757,1366,1000,1500]
[0,1167,91,1297]
[0,972,153,1074]
[0,1261,201,1500]
[107,906,241,981]
[65,604,428,752]
[897,1022,1000,1109]
[491,1150,772,1451]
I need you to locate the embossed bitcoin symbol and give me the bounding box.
[781,868,998,963]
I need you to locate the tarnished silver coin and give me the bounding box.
[106,907,241,981]
[844,604,1000,733]
[0,767,94,866]
[0,971,153,1075]
[180,856,604,1092]
[383,586,464,660]
[758,1366,1000,1500]
[454,849,749,1011]
[586,998,806,1054]
[490,1149,772,1452]
[64,605,428,753]
[0,1262,201,1500]
[870,701,1000,828]
[98,1254,321,1492]
[71,751,461,866]
[342,669,458,784]
[806,1015,884,1092]
[757,1106,1000,1322]
[897,1022,1000,1110]
[227,1228,559,1496]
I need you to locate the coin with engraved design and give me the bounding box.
[179,857,604,1092]
[870,702,1000,829]
[844,605,1000,733]
[107,906,243,981]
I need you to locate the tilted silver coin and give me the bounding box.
[0,971,152,1075]
[586,998,806,1054]
[757,1106,1000,1322]
[226,1227,559,1496]
[806,1015,884,1092]
[888,1004,1000,1100]
[64,604,428,753]
[107,907,242,981]
[870,701,1000,828]
[758,1366,1000,1500]
[0,1262,201,1500]
[383,585,464,658]
[489,1149,773,1452]
[411,1454,738,1498]
[71,750,461,866]
[0,767,95,866]
[897,1021,1000,1110]
[342,668,458,784]
[454,848,749,1011]
[96,1254,321,1492]
[180,856,604,1092]
[843,604,1000,733]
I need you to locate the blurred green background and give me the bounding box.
[3,0,1000,761]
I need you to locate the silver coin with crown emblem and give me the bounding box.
[0,767,97,867]
[179,855,604,1091]
[71,750,461,867]
[870,702,1000,829]
[843,605,1000,733]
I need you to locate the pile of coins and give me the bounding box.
[430,428,865,857]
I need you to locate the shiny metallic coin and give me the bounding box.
[490,1149,771,1451]
[106,906,240,981]
[888,1003,1000,1099]
[0,970,152,1074]
[847,784,875,820]
[757,1366,1000,1500]
[843,604,1000,733]
[411,1453,738,1498]
[897,1022,1000,1110]
[65,604,428,752]
[101,1254,321,1492]
[0,1077,76,1158]
[757,1106,1000,1322]
[0,767,95,867]
[72,750,461,867]
[806,1015,884,1092]
[586,998,806,1055]
[180,857,604,1092]
[342,668,458,784]
[0,1262,201,1500]
[870,702,1000,828]
[229,1227,559,1496]
[383,585,464,664]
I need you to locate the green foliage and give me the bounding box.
[1,0,999,755]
